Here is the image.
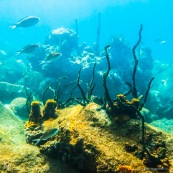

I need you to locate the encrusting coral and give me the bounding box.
[25,100,42,128]
[42,99,59,121]
[107,94,140,122]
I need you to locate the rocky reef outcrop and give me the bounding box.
[0,102,80,173]
[24,102,173,173]
[9,97,28,120]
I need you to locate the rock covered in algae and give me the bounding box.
[0,143,80,173]
[0,102,80,173]
[9,97,28,120]
[37,102,173,173]
[0,101,25,144]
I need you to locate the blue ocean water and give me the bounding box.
[0,0,173,63]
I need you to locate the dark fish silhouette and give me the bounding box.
[9,16,40,29]
[16,44,39,55]
[32,128,58,145]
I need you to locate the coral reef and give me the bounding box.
[0,82,26,103]
[1,22,173,173]
[18,71,44,91]
[26,103,173,173]
[0,58,25,83]
[45,27,78,57]
[1,98,173,173]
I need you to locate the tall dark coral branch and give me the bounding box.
[77,67,88,104]
[131,24,143,98]
[54,76,68,102]
[102,45,113,110]
[139,77,154,110]
[124,82,132,96]
[25,87,32,113]
[132,24,143,62]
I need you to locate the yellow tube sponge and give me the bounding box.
[42,99,58,121]
[25,101,42,128]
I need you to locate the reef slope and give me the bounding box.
[40,103,173,172]
[1,102,173,172]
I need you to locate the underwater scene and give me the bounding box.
[0,0,173,172]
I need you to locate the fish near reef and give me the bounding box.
[32,128,58,145]
[16,44,39,55]
[45,52,62,61]
[9,16,40,29]
[40,52,62,64]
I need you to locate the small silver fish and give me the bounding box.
[32,128,58,145]
[16,44,39,55]
[9,16,40,30]
[40,52,62,64]
[45,52,62,61]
